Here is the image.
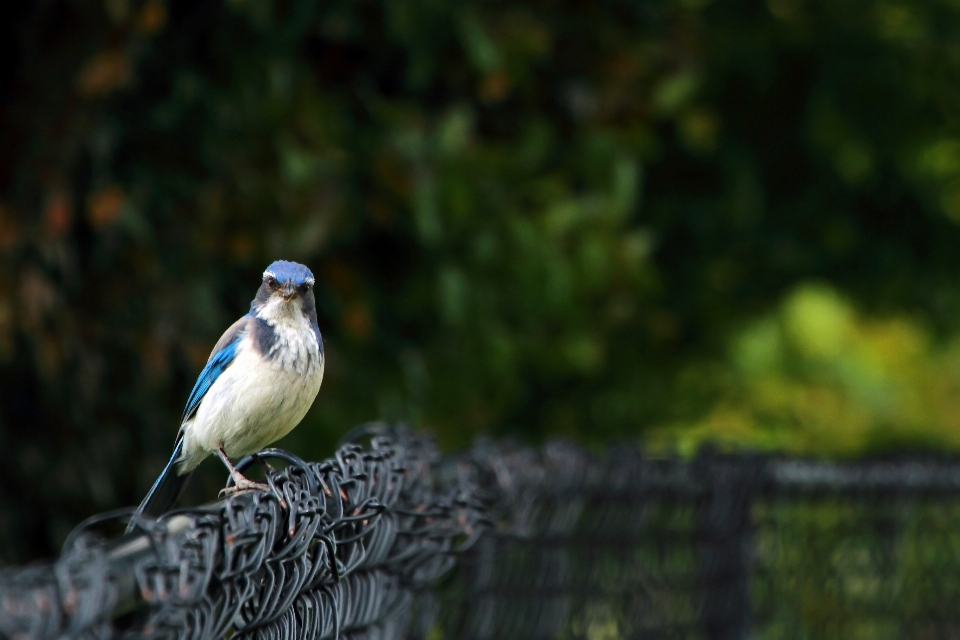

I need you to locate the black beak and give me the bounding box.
[280,281,297,301]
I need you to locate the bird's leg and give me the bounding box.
[216,446,270,494]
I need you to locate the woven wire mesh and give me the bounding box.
[3,428,960,640]
[447,442,960,640]
[444,440,752,640]
[0,425,486,640]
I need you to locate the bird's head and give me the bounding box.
[252,260,317,321]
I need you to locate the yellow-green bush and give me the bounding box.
[656,284,960,455]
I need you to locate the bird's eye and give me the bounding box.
[265,276,278,290]
[298,283,311,295]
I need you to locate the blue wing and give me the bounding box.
[180,315,249,424]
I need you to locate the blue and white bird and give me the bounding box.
[134,260,324,520]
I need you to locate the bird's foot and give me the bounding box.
[219,474,288,511]
[219,474,271,496]
[215,447,288,510]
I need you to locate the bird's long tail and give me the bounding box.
[128,438,192,532]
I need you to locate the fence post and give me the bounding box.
[696,451,763,640]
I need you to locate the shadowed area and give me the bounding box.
[3,0,960,569]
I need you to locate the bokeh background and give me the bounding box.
[3,0,960,563]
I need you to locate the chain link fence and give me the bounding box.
[3,426,960,639]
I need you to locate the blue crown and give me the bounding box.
[264,260,314,285]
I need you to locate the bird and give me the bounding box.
[132,260,324,523]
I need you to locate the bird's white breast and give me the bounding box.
[263,310,322,376]
[179,309,323,471]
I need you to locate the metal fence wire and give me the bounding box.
[4,425,960,640]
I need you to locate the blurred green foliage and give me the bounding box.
[653,284,960,455]
[3,0,960,560]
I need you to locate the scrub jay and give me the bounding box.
[133,260,324,521]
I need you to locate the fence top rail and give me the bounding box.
[478,441,960,498]
[767,458,960,493]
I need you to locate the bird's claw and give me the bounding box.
[219,478,289,511]
[220,477,271,496]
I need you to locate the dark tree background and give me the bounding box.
[3,0,960,562]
